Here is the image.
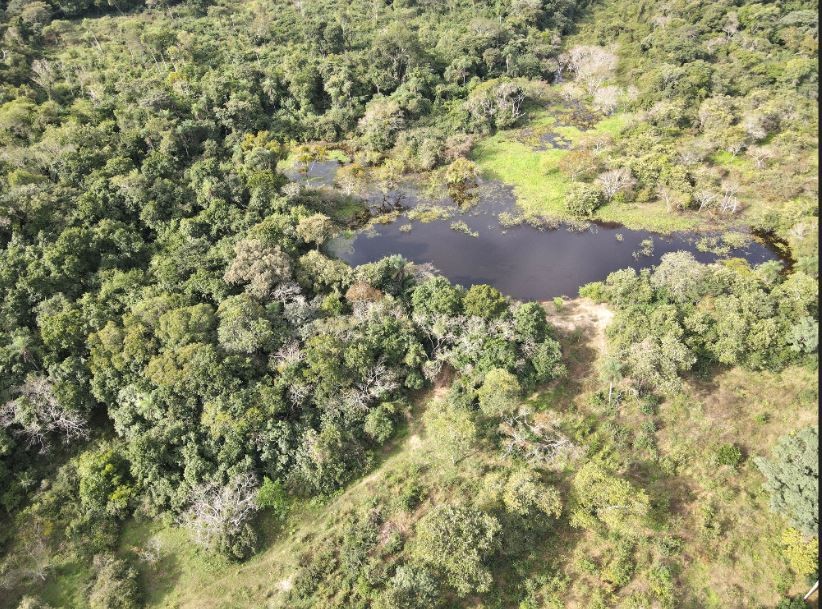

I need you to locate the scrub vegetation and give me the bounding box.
[0,0,817,607]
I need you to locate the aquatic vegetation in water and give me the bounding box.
[633,238,655,259]
[697,236,730,256]
[498,211,525,227]
[407,204,454,223]
[450,221,479,238]
[399,224,413,233]
[524,215,562,231]
[722,231,751,250]
[369,211,402,226]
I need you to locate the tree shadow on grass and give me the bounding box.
[137,548,184,608]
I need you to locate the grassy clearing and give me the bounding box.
[473,135,571,217]
[472,110,700,232]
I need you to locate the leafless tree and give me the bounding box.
[282,181,302,200]
[693,189,718,213]
[742,112,768,141]
[501,415,578,466]
[656,186,682,213]
[596,168,634,201]
[719,182,741,214]
[563,45,618,95]
[1,376,87,451]
[593,85,620,115]
[134,537,163,565]
[182,473,260,552]
[273,341,304,368]
[748,145,774,169]
[30,59,57,98]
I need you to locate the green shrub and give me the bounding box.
[552,297,564,310]
[413,504,500,596]
[256,477,289,519]
[564,183,603,217]
[374,564,440,609]
[715,443,743,467]
[88,554,140,609]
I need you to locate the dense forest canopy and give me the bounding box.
[0,0,817,607]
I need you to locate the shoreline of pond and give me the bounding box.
[287,160,790,300]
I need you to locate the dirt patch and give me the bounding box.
[545,297,613,356]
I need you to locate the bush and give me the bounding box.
[776,598,811,609]
[364,404,396,444]
[256,477,289,519]
[564,183,603,217]
[552,297,564,310]
[715,443,743,468]
[413,504,500,595]
[374,564,441,609]
[88,554,140,609]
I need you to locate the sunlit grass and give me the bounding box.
[472,112,698,231]
[472,135,570,217]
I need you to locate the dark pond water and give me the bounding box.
[287,161,783,301]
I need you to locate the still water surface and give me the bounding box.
[290,162,782,300]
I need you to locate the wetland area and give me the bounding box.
[292,161,783,300]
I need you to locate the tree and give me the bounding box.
[224,239,291,298]
[463,284,507,319]
[477,368,521,421]
[297,250,352,291]
[413,504,500,595]
[157,304,216,348]
[358,97,406,153]
[650,251,708,303]
[570,462,650,534]
[296,213,334,248]
[216,294,274,354]
[755,426,818,536]
[411,276,462,316]
[624,334,696,395]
